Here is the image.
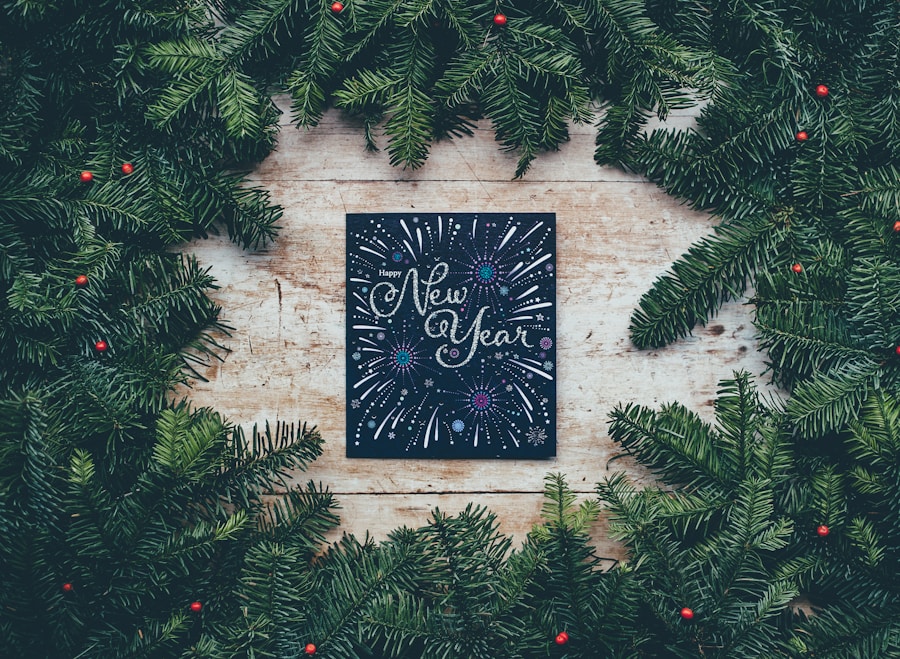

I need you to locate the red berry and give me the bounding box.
[893,220,900,232]
[79,171,93,183]
[816,525,830,537]
[795,131,808,141]
[61,582,73,593]
[493,13,507,26]
[190,601,203,612]
[815,84,829,98]
[330,1,343,12]
[94,340,108,352]
[895,346,900,356]
[121,162,134,175]
[555,631,569,645]
[75,274,88,287]
[791,263,803,273]
[680,607,694,620]
[305,643,316,655]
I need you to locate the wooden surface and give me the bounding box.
[183,98,770,554]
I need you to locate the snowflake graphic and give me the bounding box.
[542,360,554,372]
[424,378,434,388]
[351,399,361,409]
[505,384,513,392]
[352,351,362,361]
[494,351,504,360]
[526,427,547,446]
[388,431,396,439]
[499,285,509,295]
[401,388,408,396]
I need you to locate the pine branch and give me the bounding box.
[785,360,882,438]
[629,210,779,348]
[608,399,733,491]
[286,0,349,127]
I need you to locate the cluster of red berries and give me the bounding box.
[795,84,829,142]
[79,162,134,183]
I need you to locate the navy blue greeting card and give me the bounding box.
[346,213,556,458]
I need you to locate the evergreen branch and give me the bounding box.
[806,465,846,527]
[846,517,885,568]
[792,605,900,658]
[844,258,900,352]
[312,532,428,657]
[228,541,312,656]
[333,69,403,111]
[383,83,433,169]
[286,0,345,127]
[153,510,248,564]
[435,48,498,108]
[146,70,215,130]
[0,393,63,521]
[345,0,406,59]
[220,421,323,502]
[629,210,778,348]
[786,360,882,438]
[855,165,900,221]
[608,400,733,491]
[848,392,900,470]
[256,481,340,553]
[712,372,762,481]
[143,36,219,74]
[152,406,227,481]
[480,55,541,178]
[217,69,265,139]
[754,303,871,387]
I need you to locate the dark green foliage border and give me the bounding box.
[0,1,898,657]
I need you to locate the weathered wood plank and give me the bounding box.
[183,102,770,546]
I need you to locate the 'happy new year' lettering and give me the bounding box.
[369,262,530,368]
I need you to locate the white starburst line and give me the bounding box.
[498,225,517,250]
[519,221,544,242]
[374,405,399,440]
[508,252,552,282]
[515,285,539,300]
[509,359,554,380]
[360,246,384,259]
[424,408,440,449]
[513,301,552,313]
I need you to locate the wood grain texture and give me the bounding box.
[184,97,771,549]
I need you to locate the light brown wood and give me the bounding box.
[184,97,771,551]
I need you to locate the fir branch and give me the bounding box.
[629,211,779,348]
[785,359,882,438]
[608,399,733,491]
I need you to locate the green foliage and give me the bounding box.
[602,373,799,657]
[142,0,715,177]
[3,1,900,657]
[603,374,900,657]
[626,0,900,364]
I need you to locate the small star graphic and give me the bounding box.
[536,313,545,321]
